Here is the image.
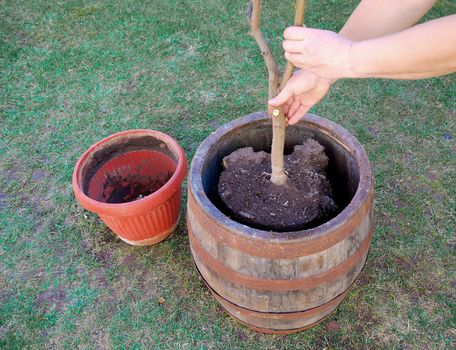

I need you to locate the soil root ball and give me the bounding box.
[218,138,337,231]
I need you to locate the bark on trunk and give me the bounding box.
[248,0,307,186]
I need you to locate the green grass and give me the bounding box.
[1,0,455,348]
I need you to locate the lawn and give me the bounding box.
[1,0,455,348]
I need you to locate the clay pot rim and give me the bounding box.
[72,129,187,217]
[189,111,373,242]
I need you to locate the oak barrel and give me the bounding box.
[187,112,374,333]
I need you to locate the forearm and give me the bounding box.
[350,15,456,79]
[325,0,437,84]
[339,0,438,40]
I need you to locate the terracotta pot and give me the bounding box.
[73,129,187,246]
[187,112,374,333]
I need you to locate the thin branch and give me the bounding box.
[281,0,307,86]
[247,0,280,99]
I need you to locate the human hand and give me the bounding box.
[282,26,355,80]
[268,70,333,124]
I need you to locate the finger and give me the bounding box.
[283,40,304,53]
[284,26,308,40]
[268,87,293,107]
[287,99,301,118]
[288,105,309,125]
[284,52,305,67]
[283,99,292,115]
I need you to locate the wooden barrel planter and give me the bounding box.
[187,112,374,334]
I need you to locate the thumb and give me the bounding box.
[268,85,293,107]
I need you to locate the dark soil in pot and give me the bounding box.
[217,138,338,231]
[82,143,178,205]
[103,171,174,204]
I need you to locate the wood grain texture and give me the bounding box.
[189,218,371,312]
[199,270,350,333]
[187,189,374,259]
[187,200,372,278]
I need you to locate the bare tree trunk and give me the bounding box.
[247,0,307,186]
[247,0,285,185]
[270,0,307,185]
